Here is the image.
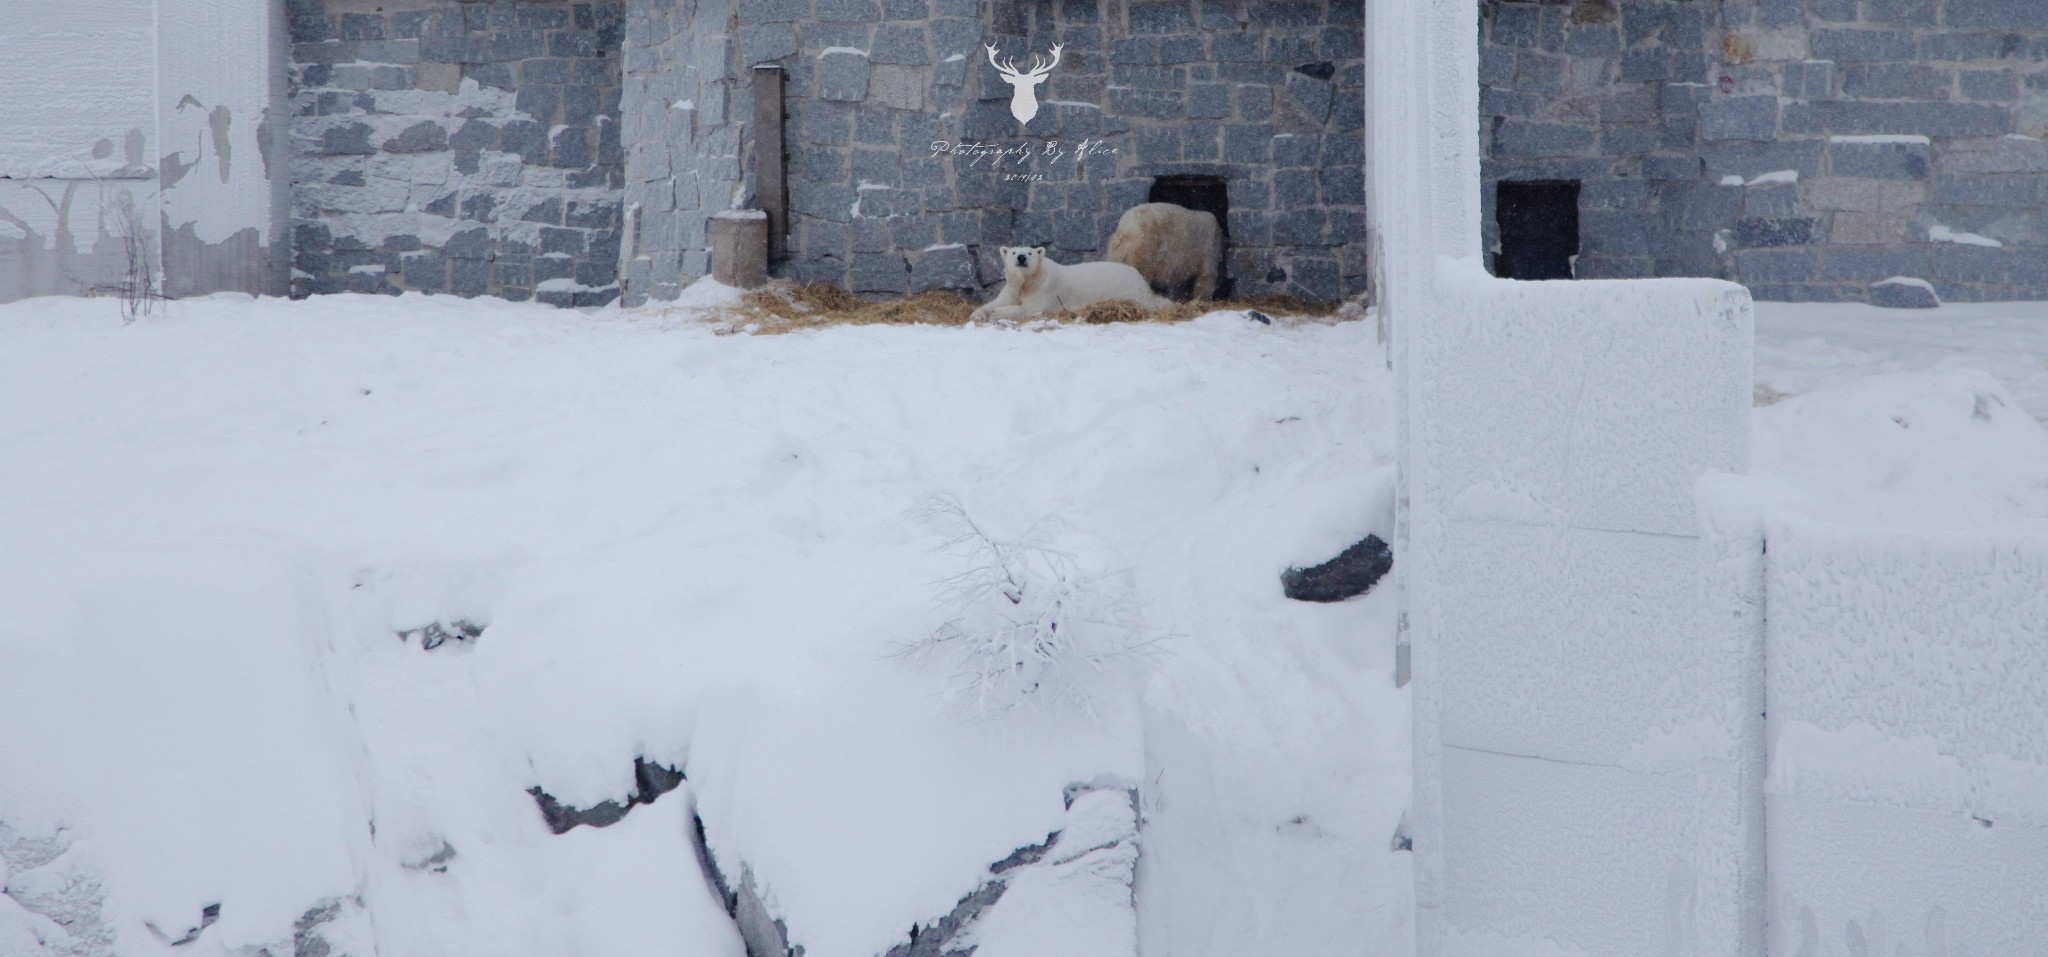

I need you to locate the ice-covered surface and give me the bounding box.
[1757,527,2048,957]
[1370,2,1763,954]
[1405,271,1757,957]
[1744,300,2048,957]
[0,291,1406,957]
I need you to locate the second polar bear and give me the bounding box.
[1105,202,1224,301]
[969,246,1170,322]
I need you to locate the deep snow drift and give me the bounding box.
[0,291,1407,957]
[1751,300,2048,533]
[3,290,2043,957]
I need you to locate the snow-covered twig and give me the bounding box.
[895,494,1161,720]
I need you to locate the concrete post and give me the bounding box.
[1368,2,1762,954]
[709,210,768,289]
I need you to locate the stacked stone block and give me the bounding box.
[1480,0,2048,302]
[289,0,627,306]
[622,0,1368,304]
[619,0,750,304]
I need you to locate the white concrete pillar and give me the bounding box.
[1366,2,1763,954]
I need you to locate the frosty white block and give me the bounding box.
[1418,278,1753,538]
[1366,1,1759,952]
[1434,525,1742,764]
[1767,797,2048,957]
[1763,525,2048,953]
[1437,746,1739,957]
[1405,277,1756,957]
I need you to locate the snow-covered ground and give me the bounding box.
[1,290,2043,957]
[1752,300,2048,532]
[0,291,1405,957]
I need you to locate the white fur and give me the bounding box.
[969,246,1170,322]
[1105,202,1223,301]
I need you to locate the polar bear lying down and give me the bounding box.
[969,246,1171,323]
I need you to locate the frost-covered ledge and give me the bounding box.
[1367,2,1760,955]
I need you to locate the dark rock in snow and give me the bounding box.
[1281,533,1394,602]
[1868,278,1940,309]
[398,619,485,650]
[529,757,688,834]
[149,902,221,947]
[719,786,1139,957]
[402,839,458,873]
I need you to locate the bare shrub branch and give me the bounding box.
[896,494,1162,720]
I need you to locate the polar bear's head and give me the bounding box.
[998,246,1047,284]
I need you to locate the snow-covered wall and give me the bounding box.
[0,0,286,302]
[0,0,161,301]
[1372,1,1759,955]
[1760,524,2048,956]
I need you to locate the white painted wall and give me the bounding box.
[157,0,287,296]
[0,0,281,301]
[0,0,158,181]
[1368,2,1760,955]
[1760,523,2048,957]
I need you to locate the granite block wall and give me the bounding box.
[289,0,627,306]
[620,0,748,303]
[1480,0,2048,303]
[621,0,1369,305]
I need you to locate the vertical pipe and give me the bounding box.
[751,65,786,264]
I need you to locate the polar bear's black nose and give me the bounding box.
[1014,253,1028,266]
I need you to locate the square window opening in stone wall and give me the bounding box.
[1494,180,1580,282]
[1148,175,1232,300]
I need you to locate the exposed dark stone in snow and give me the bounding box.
[401,839,457,873]
[1869,278,1941,309]
[148,901,221,947]
[718,786,1138,957]
[292,895,369,957]
[1,821,115,955]
[732,865,806,957]
[1246,309,1273,325]
[1281,533,1394,602]
[397,618,484,650]
[1390,812,1413,852]
[528,757,687,833]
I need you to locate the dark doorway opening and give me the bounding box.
[1495,180,1580,281]
[1148,174,1232,299]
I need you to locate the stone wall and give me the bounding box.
[621,0,1368,305]
[620,0,750,304]
[1480,0,2048,303]
[289,0,627,306]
